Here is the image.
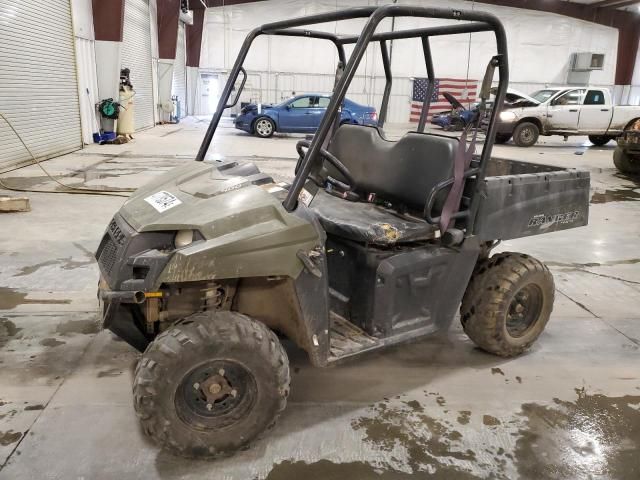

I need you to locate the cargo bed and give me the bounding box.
[473,158,590,241]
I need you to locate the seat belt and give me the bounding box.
[438,56,499,235]
[438,118,479,234]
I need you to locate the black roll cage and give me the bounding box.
[195,5,509,235]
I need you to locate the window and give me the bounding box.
[289,96,314,108]
[316,97,330,108]
[552,90,584,106]
[530,89,557,103]
[584,90,605,105]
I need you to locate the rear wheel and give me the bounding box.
[253,117,275,138]
[613,147,640,174]
[494,133,512,144]
[461,252,554,357]
[133,311,289,458]
[589,135,612,146]
[513,122,539,147]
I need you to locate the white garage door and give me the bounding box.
[0,0,82,172]
[121,0,155,130]
[172,23,187,119]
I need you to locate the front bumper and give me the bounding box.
[482,118,515,136]
[99,281,151,352]
[234,115,253,133]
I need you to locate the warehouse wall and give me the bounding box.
[71,0,99,144]
[200,0,627,123]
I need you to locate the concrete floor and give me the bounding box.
[0,119,639,479]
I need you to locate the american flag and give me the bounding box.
[410,77,478,122]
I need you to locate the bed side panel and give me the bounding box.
[474,169,590,241]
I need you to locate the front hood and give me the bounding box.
[118,162,315,244]
[491,87,540,106]
[443,92,465,110]
[241,103,275,114]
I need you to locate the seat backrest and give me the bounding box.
[327,124,457,213]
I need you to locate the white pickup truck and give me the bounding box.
[493,87,640,147]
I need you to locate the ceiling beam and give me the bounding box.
[191,0,265,9]
[157,0,181,60]
[600,0,640,8]
[591,0,631,8]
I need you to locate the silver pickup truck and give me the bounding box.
[492,87,640,147]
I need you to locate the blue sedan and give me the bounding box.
[234,94,378,138]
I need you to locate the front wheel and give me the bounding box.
[460,252,554,357]
[253,117,275,138]
[589,135,613,146]
[613,147,640,174]
[513,122,539,147]
[133,311,290,459]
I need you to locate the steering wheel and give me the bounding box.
[296,140,356,192]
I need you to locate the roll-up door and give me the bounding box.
[172,23,187,118]
[0,0,82,172]
[121,0,155,130]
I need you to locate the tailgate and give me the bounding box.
[473,159,590,241]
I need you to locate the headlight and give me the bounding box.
[499,111,517,122]
[174,229,194,248]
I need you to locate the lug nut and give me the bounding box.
[218,368,225,376]
[230,389,238,398]
[193,382,200,390]
[206,403,213,411]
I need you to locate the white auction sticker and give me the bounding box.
[298,188,314,207]
[144,191,182,212]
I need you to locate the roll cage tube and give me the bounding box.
[195,6,508,236]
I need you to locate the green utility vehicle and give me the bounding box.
[614,119,640,174]
[96,6,590,458]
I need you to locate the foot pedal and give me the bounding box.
[328,312,379,362]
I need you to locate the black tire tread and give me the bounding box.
[613,146,640,174]
[513,121,539,147]
[460,252,554,357]
[133,311,289,459]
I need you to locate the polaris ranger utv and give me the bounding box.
[96,6,590,459]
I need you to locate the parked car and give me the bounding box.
[234,94,378,137]
[432,89,534,131]
[431,92,477,131]
[492,87,640,147]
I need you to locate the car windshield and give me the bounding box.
[530,89,558,102]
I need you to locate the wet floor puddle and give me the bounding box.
[0,287,70,310]
[0,430,22,447]
[516,388,640,479]
[0,319,20,347]
[264,388,640,480]
[590,185,640,204]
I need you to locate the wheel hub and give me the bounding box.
[199,370,237,403]
[506,284,543,337]
[178,360,256,423]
